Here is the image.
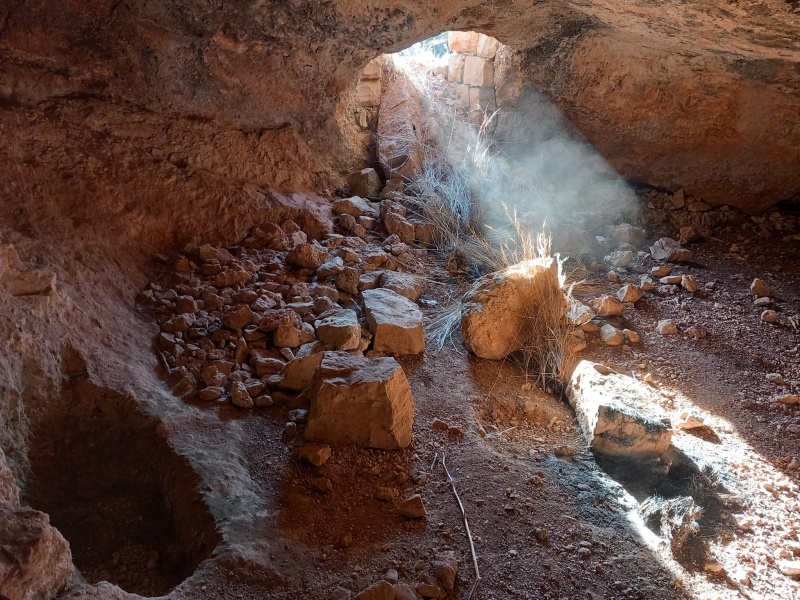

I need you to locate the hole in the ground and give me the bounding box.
[24,366,220,596]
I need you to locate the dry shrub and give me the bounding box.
[388,55,578,388]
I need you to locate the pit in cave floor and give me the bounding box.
[25,372,220,597]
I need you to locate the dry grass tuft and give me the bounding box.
[385,57,578,387]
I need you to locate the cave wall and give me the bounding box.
[0,2,797,595]
[2,0,797,262]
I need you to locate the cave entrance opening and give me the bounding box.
[24,374,220,597]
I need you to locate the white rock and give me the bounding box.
[605,251,633,268]
[623,329,640,343]
[590,295,624,316]
[460,259,566,360]
[650,238,692,262]
[363,288,425,355]
[600,324,624,346]
[617,284,643,303]
[657,319,679,335]
[651,265,672,277]
[566,299,595,325]
[305,352,414,449]
[566,361,673,458]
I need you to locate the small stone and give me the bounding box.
[659,276,682,284]
[223,305,256,331]
[310,477,333,494]
[651,265,672,277]
[288,408,309,423]
[590,295,624,316]
[299,444,332,466]
[617,284,643,303]
[384,569,399,584]
[283,421,298,438]
[777,560,800,578]
[686,325,707,339]
[431,418,449,431]
[680,275,698,293]
[374,487,396,502]
[772,394,800,405]
[606,250,633,268]
[398,495,427,519]
[657,319,679,335]
[650,238,692,262]
[761,310,778,323]
[199,386,225,401]
[766,373,786,386]
[273,324,315,348]
[316,256,345,278]
[753,296,772,307]
[577,547,591,559]
[675,412,705,430]
[623,329,640,343]
[393,583,417,600]
[750,278,772,297]
[433,552,458,591]
[231,381,254,408]
[416,583,446,599]
[600,324,624,346]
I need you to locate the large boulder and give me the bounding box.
[461,258,566,360]
[0,502,73,600]
[362,288,425,355]
[305,352,414,450]
[566,361,673,459]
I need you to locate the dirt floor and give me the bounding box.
[49,199,800,600]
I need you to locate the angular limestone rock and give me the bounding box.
[461,258,565,360]
[566,361,672,458]
[363,288,424,355]
[0,502,73,600]
[650,238,693,262]
[305,352,414,449]
[347,169,383,197]
[380,271,421,302]
[333,196,377,218]
[377,70,423,180]
[315,308,361,350]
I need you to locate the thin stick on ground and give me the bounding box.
[440,453,481,600]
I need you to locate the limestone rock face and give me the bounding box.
[376,69,423,180]
[461,258,565,360]
[305,352,414,450]
[362,289,425,355]
[566,361,673,458]
[0,502,73,600]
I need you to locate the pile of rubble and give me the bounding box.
[138,169,435,450]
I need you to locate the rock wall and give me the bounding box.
[0,1,798,594]
[494,3,800,213]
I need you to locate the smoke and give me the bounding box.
[388,36,640,259]
[453,89,639,255]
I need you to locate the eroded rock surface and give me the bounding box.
[305,352,414,449]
